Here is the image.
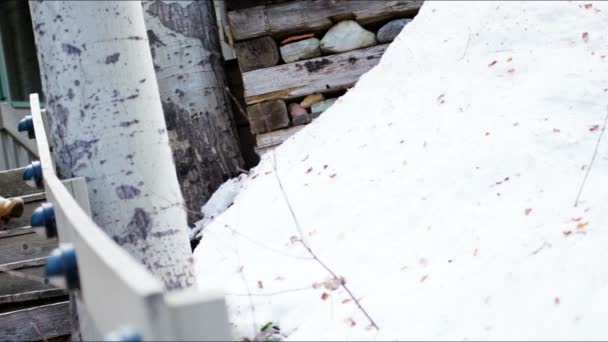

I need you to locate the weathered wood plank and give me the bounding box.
[228,1,422,41]
[243,44,387,104]
[0,228,57,264]
[234,36,280,72]
[256,125,305,149]
[0,258,53,296]
[0,167,42,198]
[247,99,290,134]
[0,301,70,341]
[0,288,66,306]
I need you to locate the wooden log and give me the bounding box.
[0,167,42,198]
[234,36,280,72]
[228,1,422,41]
[256,125,305,149]
[2,192,46,231]
[243,44,387,104]
[246,100,290,134]
[0,301,70,341]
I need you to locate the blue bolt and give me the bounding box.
[104,326,142,342]
[31,203,57,239]
[18,115,35,139]
[45,244,80,290]
[23,161,43,188]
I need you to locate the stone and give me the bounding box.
[280,38,321,63]
[300,93,325,109]
[320,20,377,54]
[292,113,312,126]
[311,98,338,117]
[376,18,412,43]
[288,103,308,119]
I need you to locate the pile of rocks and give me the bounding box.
[279,18,411,64]
[226,0,421,155]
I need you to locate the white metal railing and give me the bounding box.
[25,93,231,341]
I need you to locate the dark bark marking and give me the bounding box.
[147,29,166,46]
[67,88,75,100]
[58,139,100,172]
[105,52,121,64]
[115,185,141,199]
[120,119,140,127]
[139,78,146,83]
[62,43,81,55]
[127,208,152,239]
[151,229,180,238]
[74,80,80,86]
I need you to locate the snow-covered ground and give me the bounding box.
[194,2,608,340]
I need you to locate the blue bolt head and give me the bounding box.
[18,115,35,139]
[23,161,43,188]
[31,203,57,239]
[45,244,80,290]
[105,326,142,342]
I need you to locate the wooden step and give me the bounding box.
[0,301,70,341]
[0,258,56,297]
[0,226,58,265]
[0,167,43,198]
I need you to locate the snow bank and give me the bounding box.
[194,2,608,340]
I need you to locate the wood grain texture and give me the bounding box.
[243,44,387,104]
[234,36,280,72]
[0,258,53,296]
[0,167,42,198]
[228,0,422,41]
[256,125,305,149]
[246,100,289,134]
[0,301,70,341]
[0,230,58,264]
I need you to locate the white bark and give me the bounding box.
[143,0,244,225]
[29,1,195,290]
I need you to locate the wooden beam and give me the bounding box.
[256,125,305,149]
[0,301,70,341]
[227,0,422,41]
[234,36,280,72]
[243,44,387,104]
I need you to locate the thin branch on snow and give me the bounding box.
[225,286,314,297]
[574,105,608,207]
[30,320,47,342]
[271,151,380,331]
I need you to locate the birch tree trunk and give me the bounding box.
[29,1,195,290]
[143,1,244,225]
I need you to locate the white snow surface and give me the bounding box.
[194,2,608,340]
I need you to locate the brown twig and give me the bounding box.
[271,151,379,330]
[574,105,608,207]
[224,86,249,120]
[0,267,48,285]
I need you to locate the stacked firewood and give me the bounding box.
[225,0,422,155]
